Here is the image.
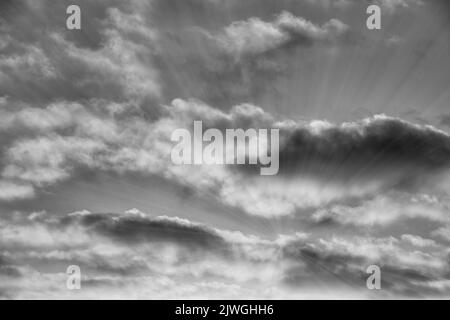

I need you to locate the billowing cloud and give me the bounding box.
[215,11,348,58]
[0,0,160,104]
[307,0,424,12]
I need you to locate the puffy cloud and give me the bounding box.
[216,11,348,58]
[0,0,160,103]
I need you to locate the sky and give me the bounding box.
[0,0,450,299]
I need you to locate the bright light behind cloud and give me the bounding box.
[1,0,450,299]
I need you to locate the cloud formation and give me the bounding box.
[1,209,450,299]
[216,11,348,58]
[0,96,449,220]
[1,0,449,300]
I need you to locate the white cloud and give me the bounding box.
[216,11,348,57]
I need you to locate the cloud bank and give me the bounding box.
[1,209,450,299]
[1,0,449,299]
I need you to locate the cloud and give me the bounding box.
[0,0,160,103]
[216,11,348,58]
[374,0,423,12]
[277,115,450,186]
[432,226,450,242]
[0,180,34,201]
[69,210,229,252]
[313,192,450,226]
[0,97,449,220]
[1,209,450,298]
[1,0,449,300]
[386,35,405,46]
[305,0,353,8]
[400,234,437,248]
[310,0,423,12]
[283,234,450,297]
[0,210,285,298]
[228,114,450,217]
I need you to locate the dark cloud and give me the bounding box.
[0,254,22,278]
[281,238,450,297]
[379,266,439,297]
[70,212,229,252]
[275,116,450,188]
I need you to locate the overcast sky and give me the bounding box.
[1,0,450,299]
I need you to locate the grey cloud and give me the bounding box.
[308,0,424,12]
[282,235,450,297]
[226,114,450,217]
[274,115,450,189]
[373,0,424,11]
[1,0,450,300]
[282,246,367,289]
[69,212,229,252]
[1,97,449,218]
[0,0,160,104]
[0,254,23,278]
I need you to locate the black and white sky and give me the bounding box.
[0,0,450,299]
